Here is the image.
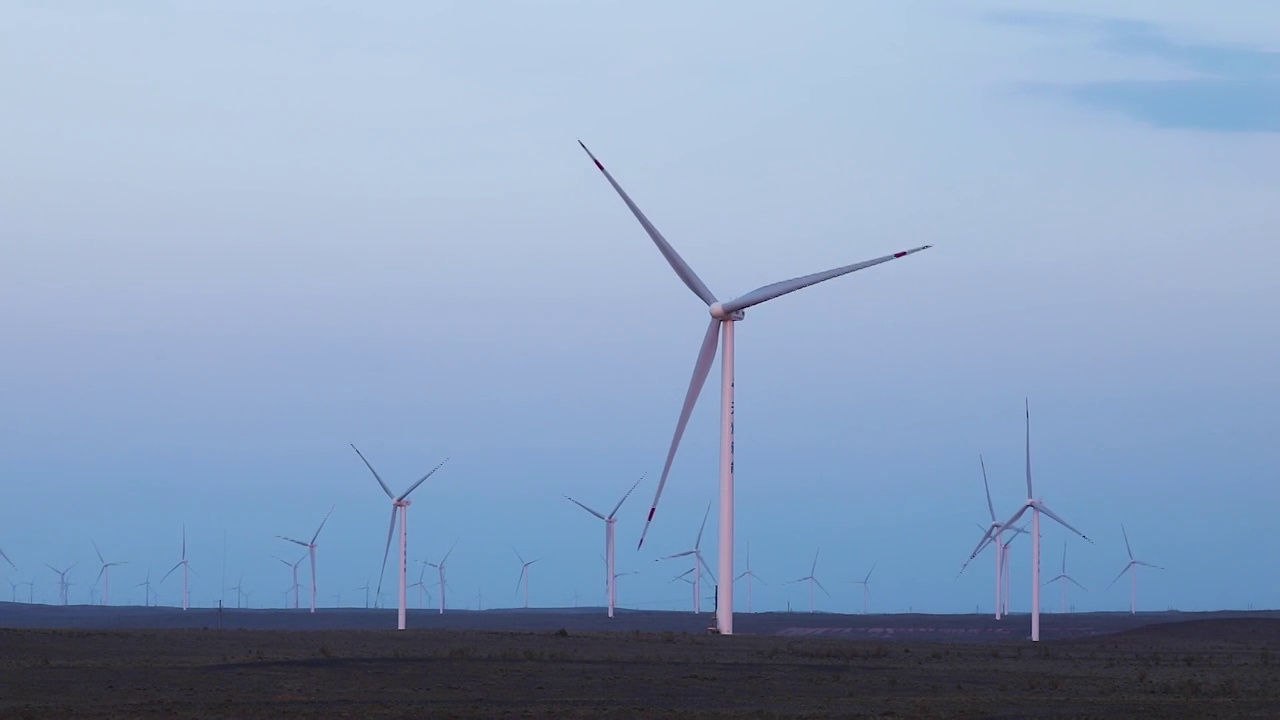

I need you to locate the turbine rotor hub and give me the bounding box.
[708,302,745,321]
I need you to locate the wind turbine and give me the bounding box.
[355,580,371,609]
[565,473,646,618]
[993,523,1029,616]
[276,505,334,614]
[512,549,541,609]
[959,455,1020,620]
[850,562,876,614]
[44,563,74,605]
[350,444,450,631]
[22,577,34,604]
[409,561,434,609]
[160,525,194,610]
[135,565,154,607]
[785,549,829,613]
[272,554,305,609]
[733,541,766,613]
[657,501,714,614]
[91,541,126,606]
[229,570,245,609]
[425,540,458,614]
[1107,524,1163,614]
[579,141,932,635]
[977,400,1091,641]
[1044,541,1087,613]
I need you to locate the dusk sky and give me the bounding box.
[3,1,1277,614]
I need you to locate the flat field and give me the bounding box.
[2,617,1280,718]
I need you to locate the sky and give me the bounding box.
[2,1,1278,615]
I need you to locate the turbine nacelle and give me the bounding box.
[709,302,745,321]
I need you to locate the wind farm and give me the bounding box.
[5,2,1278,716]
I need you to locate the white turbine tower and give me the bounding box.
[565,473,646,618]
[1107,524,1163,614]
[513,549,541,609]
[733,541,765,613]
[91,541,126,606]
[657,502,715,614]
[579,141,933,635]
[160,525,193,610]
[978,400,1092,642]
[277,505,335,614]
[425,540,458,614]
[350,444,449,631]
[850,562,876,614]
[785,549,829,613]
[1044,541,1087,613]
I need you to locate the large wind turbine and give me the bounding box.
[160,525,194,610]
[657,501,714,614]
[978,400,1092,641]
[785,549,829,613]
[513,549,541,609]
[277,505,335,614]
[579,141,932,635]
[1107,524,1163,614]
[733,541,765,613]
[1045,541,1087,613]
[565,473,646,618]
[850,562,876,614]
[91,541,126,606]
[960,455,1019,619]
[350,444,449,631]
[425,540,458,614]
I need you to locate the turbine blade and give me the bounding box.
[92,540,105,565]
[1024,398,1033,499]
[160,562,182,583]
[311,505,335,544]
[659,550,695,561]
[720,245,932,315]
[277,537,309,548]
[980,455,996,522]
[512,547,526,565]
[1135,561,1164,570]
[694,500,712,549]
[441,539,459,564]
[694,551,717,585]
[1034,501,1091,543]
[376,506,398,595]
[638,319,721,549]
[810,548,820,577]
[565,496,606,521]
[351,444,396,499]
[988,506,1031,554]
[608,473,646,519]
[961,527,996,569]
[398,457,450,502]
[578,140,717,306]
[815,578,830,596]
[95,566,106,585]
[514,567,526,595]
[1106,563,1133,590]
[1067,576,1089,592]
[0,548,15,570]
[1121,524,1133,560]
[1062,540,1068,574]
[864,562,876,583]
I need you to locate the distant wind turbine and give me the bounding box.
[277,505,334,614]
[785,549,829,613]
[657,501,715,614]
[579,140,933,635]
[44,563,75,605]
[135,565,154,607]
[229,570,246,609]
[160,525,195,610]
[1044,541,1087,613]
[1107,524,1163,614]
[425,540,458,614]
[350,444,449,631]
[354,580,371,609]
[272,553,306,609]
[513,548,541,609]
[91,541,127,606]
[565,473,646,618]
[733,541,766,613]
[850,562,876,614]
[959,455,1019,620]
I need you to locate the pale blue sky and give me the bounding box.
[2,1,1277,614]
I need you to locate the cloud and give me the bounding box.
[987,10,1280,133]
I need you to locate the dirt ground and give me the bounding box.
[1,618,1278,718]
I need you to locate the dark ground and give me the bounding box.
[2,605,1279,718]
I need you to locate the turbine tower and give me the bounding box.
[91,541,126,606]
[565,473,646,618]
[1044,541,1087,613]
[1107,524,1163,614]
[350,444,449,631]
[579,141,932,635]
[657,502,714,614]
[512,549,541,609]
[425,540,458,614]
[277,505,335,614]
[785,549,829,613]
[977,400,1091,641]
[733,541,766,613]
[160,525,194,610]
